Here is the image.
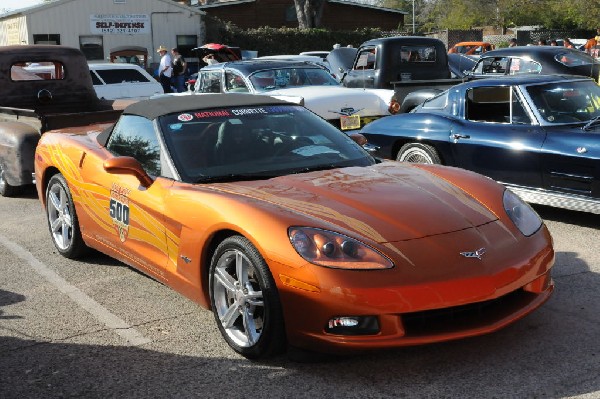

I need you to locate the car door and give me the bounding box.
[342,46,377,88]
[84,115,173,281]
[450,85,547,188]
[540,126,600,200]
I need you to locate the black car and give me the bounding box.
[467,46,600,81]
[359,74,600,214]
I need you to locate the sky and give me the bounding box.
[1,0,46,12]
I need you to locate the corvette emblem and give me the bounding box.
[460,248,486,260]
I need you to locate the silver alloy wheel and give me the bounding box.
[213,249,264,348]
[398,146,435,164]
[47,182,74,251]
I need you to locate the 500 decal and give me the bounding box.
[110,183,131,242]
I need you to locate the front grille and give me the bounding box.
[402,289,538,337]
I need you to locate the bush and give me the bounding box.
[205,18,393,56]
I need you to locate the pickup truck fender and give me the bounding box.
[360,88,396,114]
[0,121,40,193]
[399,89,443,113]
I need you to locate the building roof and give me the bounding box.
[0,0,204,20]
[197,0,407,14]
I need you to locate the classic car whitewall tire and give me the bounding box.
[397,143,442,164]
[209,236,286,359]
[45,174,88,259]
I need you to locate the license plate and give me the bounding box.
[340,114,360,130]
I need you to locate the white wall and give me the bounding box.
[15,0,204,63]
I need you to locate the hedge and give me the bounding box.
[205,17,401,56]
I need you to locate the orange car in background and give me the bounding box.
[449,41,495,55]
[34,94,554,359]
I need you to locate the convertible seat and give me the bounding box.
[214,121,270,165]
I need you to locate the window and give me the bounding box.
[555,51,595,67]
[11,62,65,81]
[465,86,511,123]
[474,57,509,75]
[399,45,436,63]
[79,35,104,61]
[107,115,161,176]
[33,34,60,45]
[176,35,198,58]
[94,68,152,84]
[510,89,531,124]
[89,70,103,85]
[285,5,297,22]
[422,91,449,109]
[197,71,222,93]
[354,48,376,70]
[225,71,249,92]
[509,58,542,75]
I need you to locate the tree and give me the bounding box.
[293,0,326,28]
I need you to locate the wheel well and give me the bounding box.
[200,229,239,308]
[40,167,60,207]
[391,140,445,164]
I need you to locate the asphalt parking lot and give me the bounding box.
[1,190,599,398]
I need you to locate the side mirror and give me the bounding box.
[103,156,153,188]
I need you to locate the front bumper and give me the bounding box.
[274,222,555,354]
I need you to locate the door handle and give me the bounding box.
[451,133,470,143]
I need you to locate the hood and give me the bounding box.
[213,162,498,243]
[265,86,388,119]
[326,47,358,76]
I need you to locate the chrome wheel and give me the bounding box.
[45,174,87,259]
[47,180,74,251]
[397,143,441,164]
[209,236,285,359]
[213,248,264,348]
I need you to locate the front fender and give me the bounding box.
[0,122,40,186]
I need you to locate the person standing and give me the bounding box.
[508,38,517,47]
[156,45,172,93]
[171,47,187,93]
[563,38,574,48]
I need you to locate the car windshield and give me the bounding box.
[248,67,339,92]
[159,104,374,183]
[526,80,600,123]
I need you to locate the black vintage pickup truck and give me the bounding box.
[0,45,131,197]
[330,36,475,112]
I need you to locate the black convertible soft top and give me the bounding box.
[122,93,293,120]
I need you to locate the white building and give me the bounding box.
[0,0,205,68]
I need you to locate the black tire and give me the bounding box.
[396,143,442,164]
[0,163,22,197]
[209,235,286,359]
[45,174,88,259]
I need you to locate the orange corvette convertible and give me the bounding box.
[34,94,554,359]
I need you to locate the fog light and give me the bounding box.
[325,316,380,335]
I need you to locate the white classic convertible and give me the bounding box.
[190,60,398,130]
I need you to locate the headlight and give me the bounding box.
[288,227,394,270]
[503,189,542,236]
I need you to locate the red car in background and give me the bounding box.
[449,41,495,56]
